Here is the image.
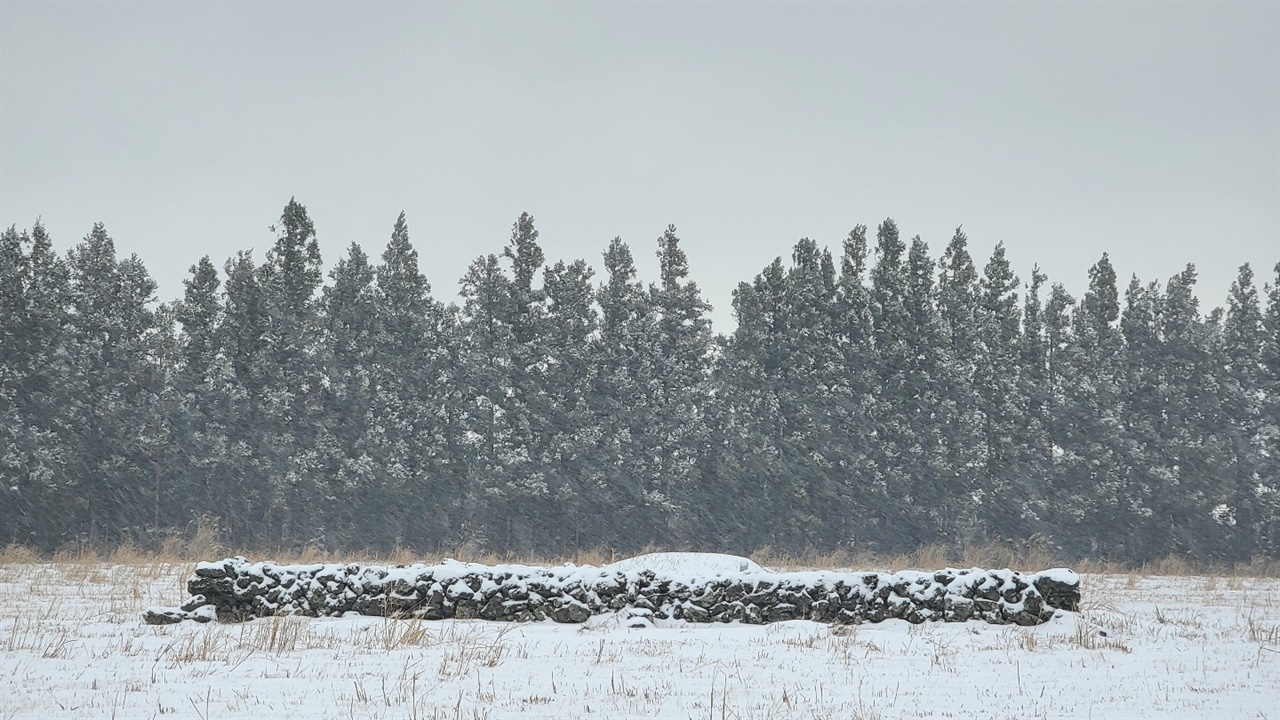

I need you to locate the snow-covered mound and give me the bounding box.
[603,552,763,580]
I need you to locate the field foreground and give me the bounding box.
[1,560,1277,719]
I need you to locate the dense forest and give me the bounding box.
[2,199,1277,563]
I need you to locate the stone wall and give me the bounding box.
[145,557,1080,627]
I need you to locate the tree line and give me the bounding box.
[2,199,1277,563]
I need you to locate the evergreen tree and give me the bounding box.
[64,223,164,544]
[1118,274,1166,555]
[831,226,880,548]
[320,242,380,547]
[372,212,457,549]
[778,238,844,547]
[218,250,273,544]
[496,213,550,550]
[1017,266,1053,533]
[975,242,1025,541]
[172,257,225,524]
[540,259,599,549]
[1259,263,1280,555]
[650,225,713,544]
[900,235,954,544]
[591,237,662,549]
[457,252,516,548]
[1159,264,1226,560]
[1063,254,1131,558]
[258,198,327,546]
[934,229,985,541]
[720,258,792,548]
[1219,264,1265,557]
[0,224,74,546]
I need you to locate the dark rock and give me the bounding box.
[945,598,974,622]
[480,595,508,621]
[764,603,799,623]
[692,588,723,610]
[1033,572,1081,612]
[143,607,186,625]
[683,604,711,623]
[454,598,479,620]
[548,599,590,624]
[193,564,226,579]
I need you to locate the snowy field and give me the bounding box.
[1,558,1277,720]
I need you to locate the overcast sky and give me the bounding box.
[2,2,1276,331]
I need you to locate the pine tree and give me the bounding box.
[218,250,273,544]
[0,226,31,542]
[540,258,599,548]
[1017,266,1053,536]
[1065,254,1132,558]
[64,223,163,544]
[372,212,457,549]
[934,229,985,541]
[1159,264,1227,560]
[975,242,1025,541]
[900,235,954,544]
[496,213,550,551]
[0,224,74,546]
[172,257,224,524]
[1220,264,1265,557]
[258,198,327,547]
[591,237,661,549]
[1259,263,1280,555]
[831,225,880,548]
[650,225,713,544]
[1118,274,1166,555]
[1041,282,1078,553]
[320,242,380,547]
[457,252,516,548]
[778,238,844,547]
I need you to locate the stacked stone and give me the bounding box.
[145,557,1080,627]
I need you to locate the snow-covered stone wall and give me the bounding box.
[145,555,1080,627]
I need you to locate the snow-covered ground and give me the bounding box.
[0,558,1276,719]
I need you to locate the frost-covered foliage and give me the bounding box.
[1,205,1278,562]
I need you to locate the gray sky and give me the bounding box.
[2,2,1277,331]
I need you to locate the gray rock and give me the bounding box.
[143,606,186,625]
[547,600,590,624]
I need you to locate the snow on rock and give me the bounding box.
[603,552,762,580]
[1031,568,1082,612]
[147,554,1081,627]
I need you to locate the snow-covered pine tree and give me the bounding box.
[172,257,225,527]
[540,258,598,548]
[590,237,660,549]
[1159,264,1229,560]
[1259,263,1280,555]
[320,242,380,548]
[218,250,273,544]
[0,224,74,546]
[258,199,327,547]
[974,242,1026,542]
[1219,264,1265,558]
[64,224,164,545]
[372,212,458,549]
[1118,274,1167,555]
[650,225,713,545]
